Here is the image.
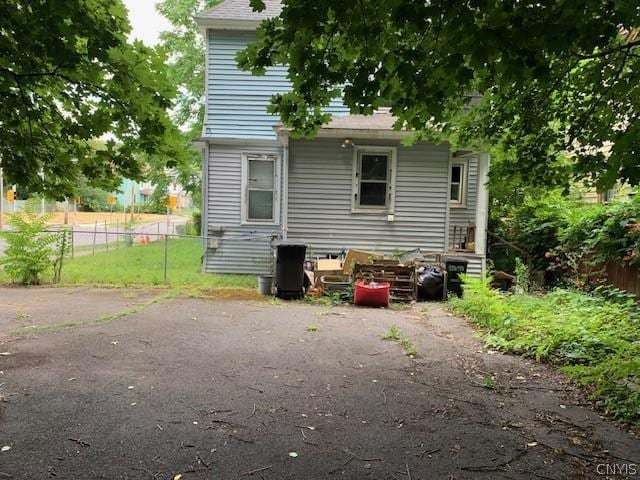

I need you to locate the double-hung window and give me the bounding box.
[242,154,278,224]
[450,160,467,206]
[352,146,397,213]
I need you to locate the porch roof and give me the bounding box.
[275,109,410,139]
[322,109,398,131]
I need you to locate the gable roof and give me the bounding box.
[194,0,282,28]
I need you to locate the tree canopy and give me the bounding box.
[240,0,640,191]
[0,0,187,198]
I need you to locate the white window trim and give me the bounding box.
[351,145,397,214]
[241,153,280,225]
[449,159,468,208]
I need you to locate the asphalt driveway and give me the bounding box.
[0,288,638,479]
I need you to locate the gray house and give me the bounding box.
[194,0,490,277]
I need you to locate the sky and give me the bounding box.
[122,0,171,46]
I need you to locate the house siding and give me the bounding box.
[287,138,450,256]
[206,30,348,139]
[204,143,284,274]
[449,155,478,248]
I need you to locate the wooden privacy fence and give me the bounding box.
[606,262,640,296]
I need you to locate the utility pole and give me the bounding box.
[130,182,135,224]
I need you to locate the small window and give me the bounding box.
[450,161,466,205]
[352,147,396,213]
[243,154,278,223]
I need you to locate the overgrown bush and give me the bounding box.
[450,276,640,423]
[556,195,640,269]
[494,191,639,287]
[78,184,112,212]
[0,209,60,284]
[192,211,201,236]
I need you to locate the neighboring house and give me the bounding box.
[115,179,152,207]
[115,179,193,210]
[194,0,490,277]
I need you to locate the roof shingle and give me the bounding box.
[195,0,282,21]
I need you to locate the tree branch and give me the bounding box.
[570,39,640,59]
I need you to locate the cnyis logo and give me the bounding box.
[596,463,638,476]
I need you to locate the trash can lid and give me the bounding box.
[273,240,307,248]
[443,256,469,265]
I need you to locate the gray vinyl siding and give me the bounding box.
[287,138,449,255]
[449,156,478,248]
[204,144,283,274]
[206,30,348,139]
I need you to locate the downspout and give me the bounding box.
[201,142,210,272]
[443,146,453,253]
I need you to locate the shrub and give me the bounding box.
[0,209,61,284]
[192,211,202,236]
[451,276,640,423]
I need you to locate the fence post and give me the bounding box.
[105,220,109,252]
[92,220,98,256]
[71,225,74,259]
[116,219,119,249]
[163,232,169,284]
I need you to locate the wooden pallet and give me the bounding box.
[353,263,417,302]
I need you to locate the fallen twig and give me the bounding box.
[229,433,254,444]
[377,387,387,405]
[240,465,272,476]
[247,401,256,419]
[296,425,317,431]
[406,463,413,480]
[342,448,383,462]
[300,428,318,446]
[197,454,211,469]
[209,419,246,428]
[68,437,90,448]
[461,450,526,471]
[415,447,440,458]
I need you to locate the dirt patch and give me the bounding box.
[191,288,264,301]
[0,291,637,479]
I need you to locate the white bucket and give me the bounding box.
[257,275,273,295]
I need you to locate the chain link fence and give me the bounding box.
[0,219,207,285]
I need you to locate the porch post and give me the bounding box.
[474,152,490,256]
[281,132,289,240]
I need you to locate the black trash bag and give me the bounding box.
[417,266,445,301]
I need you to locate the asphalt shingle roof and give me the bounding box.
[322,110,398,131]
[195,0,282,21]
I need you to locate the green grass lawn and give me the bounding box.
[60,238,256,290]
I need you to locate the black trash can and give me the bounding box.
[444,257,468,298]
[275,243,307,299]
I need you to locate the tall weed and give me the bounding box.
[451,276,640,423]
